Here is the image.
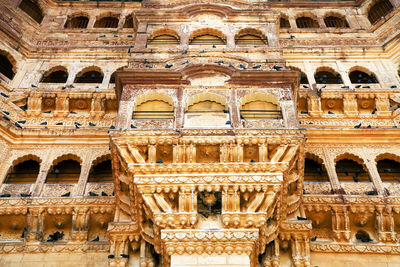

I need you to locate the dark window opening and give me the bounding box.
[74,71,103,83]
[368,0,394,25]
[94,17,119,28]
[315,71,343,84]
[88,160,113,183]
[123,15,134,28]
[0,55,15,80]
[336,159,370,182]
[296,17,319,28]
[189,34,225,45]
[377,159,400,182]
[19,0,44,24]
[349,70,378,84]
[5,160,40,184]
[46,160,81,183]
[148,34,179,45]
[324,16,349,28]
[65,16,89,29]
[304,158,329,182]
[41,70,68,83]
[300,72,309,84]
[280,17,291,29]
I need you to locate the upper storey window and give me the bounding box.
[314,69,343,84]
[324,16,349,28]
[235,29,267,46]
[349,70,378,84]
[189,29,226,46]
[40,67,68,83]
[65,16,89,29]
[133,93,174,119]
[148,33,180,46]
[75,68,104,83]
[368,0,394,25]
[123,15,134,28]
[0,54,15,80]
[280,17,291,29]
[94,16,119,28]
[296,16,319,28]
[19,0,44,24]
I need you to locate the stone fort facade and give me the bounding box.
[0,0,399,266]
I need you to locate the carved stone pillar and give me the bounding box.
[376,206,397,243]
[343,94,358,116]
[135,22,148,49]
[26,93,42,116]
[363,155,385,195]
[90,95,106,119]
[71,207,89,242]
[321,148,342,193]
[32,159,52,197]
[74,156,92,196]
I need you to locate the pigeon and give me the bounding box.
[2,116,9,121]
[61,86,66,90]
[120,254,129,258]
[253,65,262,69]
[199,50,205,54]
[353,176,359,182]
[101,192,108,196]
[109,125,115,129]
[366,190,375,195]
[89,191,99,196]
[181,60,189,65]
[0,194,11,197]
[182,50,187,55]
[89,122,96,126]
[40,122,47,125]
[239,64,246,70]
[355,85,362,88]
[165,64,173,68]
[130,124,136,129]
[228,64,235,68]
[393,125,397,128]
[43,110,51,114]
[156,160,163,164]
[31,84,38,88]
[297,216,307,221]
[343,168,349,176]
[317,167,322,176]
[114,35,118,38]
[20,193,31,197]
[91,236,99,242]
[390,85,397,88]
[99,35,106,38]
[384,168,391,173]
[75,124,79,129]
[215,60,224,65]
[47,231,64,242]
[301,111,308,114]
[362,86,370,88]
[15,123,22,128]
[290,35,295,39]
[56,122,63,125]
[273,65,282,71]
[354,123,361,128]
[145,65,152,69]
[371,108,377,115]
[20,105,27,111]
[0,92,9,98]
[250,159,255,163]
[127,35,132,38]
[341,86,350,89]
[320,85,326,89]
[21,227,28,238]
[70,84,75,88]
[367,125,371,128]
[70,111,77,114]
[108,255,115,259]
[303,85,309,89]
[328,111,334,114]
[311,236,317,241]
[212,45,216,48]
[2,111,9,115]
[61,192,70,197]
[225,120,231,125]
[74,122,81,126]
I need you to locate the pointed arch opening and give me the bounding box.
[189,28,226,45]
[40,66,68,83]
[46,155,82,184]
[88,156,113,183]
[240,93,281,119]
[74,67,104,84]
[64,15,89,29]
[296,16,319,29]
[148,29,180,46]
[0,52,16,80]
[335,153,370,182]
[5,155,41,184]
[349,67,378,84]
[19,0,44,24]
[133,93,174,119]
[367,0,394,25]
[94,15,119,28]
[235,28,267,46]
[314,67,343,84]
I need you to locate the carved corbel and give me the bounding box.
[375,94,390,116]
[331,206,351,242]
[342,94,358,116]
[26,92,42,116]
[306,96,322,117]
[90,95,106,119]
[375,206,397,243]
[54,93,69,117]
[71,207,89,242]
[25,207,45,242]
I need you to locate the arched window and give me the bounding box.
[289,67,308,84]
[335,159,369,182]
[123,15,134,28]
[314,70,343,84]
[19,0,44,24]
[324,16,349,28]
[40,68,68,83]
[133,94,174,119]
[349,70,378,84]
[189,29,225,45]
[88,159,113,183]
[235,29,267,46]
[240,93,281,119]
[74,69,103,83]
[368,0,394,25]
[280,17,291,29]
[46,159,81,183]
[0,54,15,80]
[187,100,225,113]
[304,158,329,182]
[377,159,400,182]
[148,34,179,46]
[64,16,89,29]
[94,16,119,28]
[5,159,40,184]
[296,16,319,28]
